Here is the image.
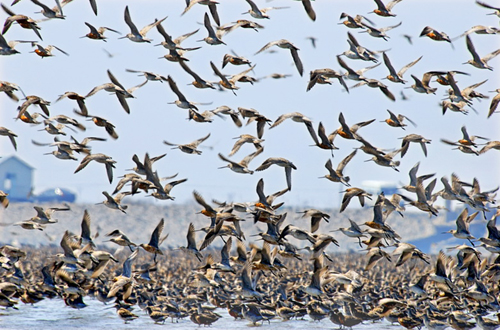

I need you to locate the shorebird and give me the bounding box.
[178,60,214,89]
[182,0,220,26]
[420,26,452,43]
[399,134,431,158]
[120,6,166,43]
[155,20,200,51]
[140,218,164,262]
[306,122,338,155]
[86,70,140,114]
[307,68,349,92]
[351,78,396,101]
[399,177,439,216]
[337,55,381,81]
[255,157,296,190]
[382,53,422,84]
[298,209,330,233]
[443,208,478,245]
[476,0,500,16]
[88,116,118,139]
[210,61,256,95]
[382,109,416,129]
[339,187,372,213]
[107,249,137,300]
[82,22,120,42]
[74,153,116,183]
[365,148,401,171]
[0,127,17,150]
[200,12,225,45]
[17,95,50,119]
[125,69,167,84]
[371,0,402,17]
[339,12,374,29]
[27,203,70,224]
[179,223,203,262]
[359,21,402,41]
[79,210,95,248]
[31,0,64,19]
[320,150,357,186]
[166,75,202,110]
[98,191,130,213]
[222,53,252,68]
[409,71,446,94]
[0,80,23,101]
[243,0,288,19]
[106,229,137,251]
[341,32,381,62]
[229,134,263,156]
[163,133,210,155]
[255,39,303,76]
[333,219,366,247]
[401,162,434,193]
[464,35,500,70]
[56,92,87,116]
[1,3,43,40]
[218,147,263,174]
[480,140,500,154]
[331,112,375,141]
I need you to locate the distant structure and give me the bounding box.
[0,155,34,202]
[362,180,399,196]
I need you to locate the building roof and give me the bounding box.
[0,155,35,170]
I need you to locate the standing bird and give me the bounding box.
[255,39,303,76]
[140,218,164,262]
[120,6,166,43]
[255,157,296,190]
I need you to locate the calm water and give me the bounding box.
[0,297,404,330]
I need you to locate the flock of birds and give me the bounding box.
[0,0,500,328]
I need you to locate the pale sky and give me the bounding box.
[0,0,499,210]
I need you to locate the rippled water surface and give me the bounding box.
[1,297,404,330]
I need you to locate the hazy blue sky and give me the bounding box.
[0,0,498,210]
